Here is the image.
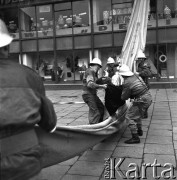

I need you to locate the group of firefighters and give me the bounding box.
[1,18,153,180]
[82,51,152,144]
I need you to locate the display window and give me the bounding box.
[56,50,90,81]
[93,0,112,33]
[0,8,19,39]
[72,0,91,35]
[37,52,54,81]
[20,7,37,39]
[54,2,73,36]
[112,0,133,31]
[36,5,53,38]
[148,0,177,28]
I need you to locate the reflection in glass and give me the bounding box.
[36,5,53,37]
[73,0,91,34]
[55,2,72,36]
[92,0,112,33]
[20,7,37,38]
[1,8,19,39]
[113,1,132,31]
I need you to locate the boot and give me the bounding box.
[137,128,143,136]
[124,134,140,144]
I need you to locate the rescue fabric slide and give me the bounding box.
[36,104,128,168]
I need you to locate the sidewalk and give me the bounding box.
[40,88,177,180]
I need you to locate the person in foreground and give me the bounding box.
[0,19,57,180]
[118,64,152,144]
[82,58,107,124]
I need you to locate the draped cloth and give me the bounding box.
[36,103,129,168]
[120,0,150,71]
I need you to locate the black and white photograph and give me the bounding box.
[1,0,177,179]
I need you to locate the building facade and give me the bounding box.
[1,0,177,82]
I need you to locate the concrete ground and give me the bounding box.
[40,88,177,180]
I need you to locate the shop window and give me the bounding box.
[20,7,37,39]
[73,0,91,34]
[56,50,89,81]
[93,0,112,33]
[1,8,19,39]
[112,0,133,31]
[37,52,54,81]
[148,0,177,28]
[54,2,73,36]
[36,5,53,38]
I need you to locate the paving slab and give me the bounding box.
[79,150,112,162]
[146,135,172,144]
[61,175,99,180]
[149,124,172,130]
[144,144,174,155]
[147,129,172,136]
[113,146,144,158]
[68,161,104,176]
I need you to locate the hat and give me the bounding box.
[89,58,102,67]
[107,57,115,64]
[118,64,134,76]
[0,19,13,48]
[137,49,146,59]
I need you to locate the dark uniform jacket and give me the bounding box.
[96,77,125,116]
[121,75,148,101]
[82,68,100,95]
[137,62,152,89]
[0,60,57,180]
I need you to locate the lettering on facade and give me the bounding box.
[0,0,23,5]
[81,29,88,34]
[99,25,108,31]
[24,32,35,38]
[42,30,48,36]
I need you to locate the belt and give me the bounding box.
[0,129,38,157]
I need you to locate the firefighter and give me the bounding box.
[82,58,107,124]
[135,50,152,118]
[0,19,57,180]
[118,64,152,144]
[104,57,116,78]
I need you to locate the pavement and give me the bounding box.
[40,88,177,180]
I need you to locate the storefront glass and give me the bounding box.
[92,0,112,33]
[73,0,91,35]
[20,7,37,39]
[36,5,53,38]
[112,0,132,31]
[56,50,90,82]
[54,2,73,36]
[0,8,19,40]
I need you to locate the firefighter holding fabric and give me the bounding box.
[0,19,57,180]
[82,58,107,124]
[135,50,152,118]
[118,64,152,144]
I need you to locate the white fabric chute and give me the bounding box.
[120,0,150,71]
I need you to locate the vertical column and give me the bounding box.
[175,45,177,78]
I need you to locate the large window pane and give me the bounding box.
[112,0,133,31]
[20,7,37,39]
[1,8,19,39]
[93,0,112,33]
[73,0,91,34]
[55,2,72,36]
[36,5,53,37]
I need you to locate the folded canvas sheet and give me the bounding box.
[36,103,129,168]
